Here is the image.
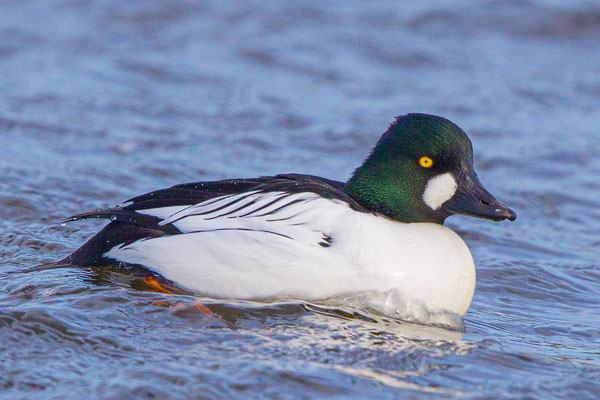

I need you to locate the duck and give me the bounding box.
[60,113,516,324]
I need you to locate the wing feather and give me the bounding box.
[63,174,367,267]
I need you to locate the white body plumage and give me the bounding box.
[105,191,476,321]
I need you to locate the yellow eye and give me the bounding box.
[419,156,433,168]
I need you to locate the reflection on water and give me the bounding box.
[1,0,600,398]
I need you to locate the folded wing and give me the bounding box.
[61,174,365,268]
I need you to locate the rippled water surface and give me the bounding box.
[1,1,600,398]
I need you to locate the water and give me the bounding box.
[1,0,599,398]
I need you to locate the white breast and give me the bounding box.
[106,191,476,321]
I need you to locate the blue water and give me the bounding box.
[1,1,600,398]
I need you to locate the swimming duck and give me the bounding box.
[61,114,515,323]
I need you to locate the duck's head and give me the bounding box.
[345,113,516,224]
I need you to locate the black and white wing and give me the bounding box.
[61,174,366,268]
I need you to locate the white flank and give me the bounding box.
[104,190,476,320]
[422,173,458,210]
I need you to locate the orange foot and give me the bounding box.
[142,277,215,316]
[142,276,177,294]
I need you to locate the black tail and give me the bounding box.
[60,221,170,267]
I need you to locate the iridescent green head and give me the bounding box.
[345,114,516,224]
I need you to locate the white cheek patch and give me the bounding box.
[423,173,458,210]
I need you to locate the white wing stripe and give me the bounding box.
[236,193,290,217]
[131,191,351,247]
[203,193,290,220]
[157,190,260,225]
[158,191,319,226]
